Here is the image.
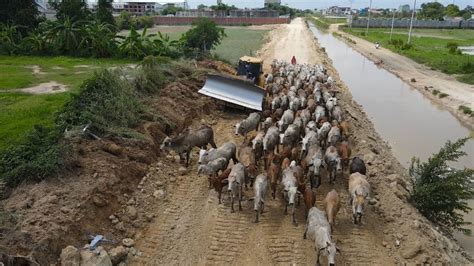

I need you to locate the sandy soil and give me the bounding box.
[18,81,68,94]
[330,24,474,130]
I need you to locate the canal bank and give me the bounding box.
[307,22,474,255]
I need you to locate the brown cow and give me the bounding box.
[267,157,282,199]
[238,146,258,188]
[291,146,302,163]
[272,108,284,122]
[281,157,291,170]
[307,98,316,114]
[323,189,341,231]
[279,145,292,160]
[209,168,231,204]
[340,120,350,140]
[336,141,351,172]
[302,184,316,218]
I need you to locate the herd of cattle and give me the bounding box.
[160,60,372,265]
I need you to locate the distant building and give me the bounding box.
[264,0,281,8]
[105,0,188,15]
[398,4,410,13]
[326,6,351,15]
[177,9,279,18]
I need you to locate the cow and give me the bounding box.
[280,124,300,147]
[209,168,231,204]
[339,120,350,140]
[228,163,247,213]
[235,112,261,138]
[261,117,273,133]
[314,105,326,124]
[324,146,342,184]
[317,122,331,148]
[197,157,228,188]
[349,172,371,224]
[304,207,340,266]
[252,174,268,223]
[323,189,340,231]
[332,105,343,123]
[327,124,341,147]
[281,165,301,226]
[267,155,281,199]
[302,145,324,189]
[278,109,294,132]
[263,126,280,154]
[198,141,238,165]
[302,184,316,219]
[238,146,258,188]
[272,108,284,122]
[161,125,217,167]
[301,130,319,158]
[350,156,366,175]
[251,131,265,160]
[336,141,351,172]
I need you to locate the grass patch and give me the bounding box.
[309,17,329,30]
[342,27,474,84]
[458,105,473,115]
[213,28,269,64]
[439,92,449,98]
[432,89,440,95]
[0,65,35,89]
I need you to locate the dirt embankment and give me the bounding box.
[328,23,474,131]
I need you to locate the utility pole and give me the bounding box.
[390,8,396,40]
[366,0,372,35]
[408,0,416,44]
[349,0,354,28]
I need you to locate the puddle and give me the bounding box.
[19,81,68,94]
[459,46,474,55]
[309,23,474,253]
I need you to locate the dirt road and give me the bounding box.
[130,18,470,265]
[328,23,474,130]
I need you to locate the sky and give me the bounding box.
[187,0,473,10]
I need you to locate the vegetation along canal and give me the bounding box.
[308,22,474,253]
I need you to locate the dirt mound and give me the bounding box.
[0,64,222,265]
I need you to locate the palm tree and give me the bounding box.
[80,20,117,57]
[21,29,48,54]
[117,27,154,59]
[0,24,21,55]
[45,16,83,54]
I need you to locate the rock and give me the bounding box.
[102,142,123,156]
[157,162,164,167]
[169,177,177,183]
[401,241,422,259]
[109,246,127,265]
[145,213,154,222]
[126,206,138,220]
[156,181,165,187]
[92,195,108,207]
[127,198,135,205]
[122,238,135,247]
[410,78,416,83]
[115,222,126,232]
[109,215,116,221]
[60,207,70,213]
[80,246,112,266]
[385,216,395,223]
[369,198,378,205]
[178,167,187,175]
[111,219,119,225]
[60,245,80,266]
[153,189,165,199]
[412,220,421,229]
[382,241,388,247]
[386,174,407,188]
[129,247,138,256]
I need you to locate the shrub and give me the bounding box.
[182,18,226,54]
[458,105,473,115]
[409,137,474,234]
[0,125,63,187]
[137,16,154,29]
[446,42,459,54]
[116,11,135,30]
[432,89,440,95]
[57,70,143,136]
[438,92,449,98]
[134,56,169,94]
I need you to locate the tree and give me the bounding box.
[0,0,42,34]
[50,0,90,22]
[116,11,135,30]
[161,6,184,15]
[460,5,473,20]
[152,32,181,58]
[210,3,237,11]
[80,20,117,57]
[197,4,208,11]
[96,0,115,26]
[0,24,21,55]
[409,137,474,234]
[418,2,445,20]
[182,18,226,54]
[118,27,154,59]
[445,4,461,17]
[46,17,83,54]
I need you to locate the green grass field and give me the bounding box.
[0,56,134,151]
[123,26,270,64]
[342,27,474,84]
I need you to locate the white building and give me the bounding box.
[87,0,188,10]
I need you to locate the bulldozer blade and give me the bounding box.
[198,74,265,111]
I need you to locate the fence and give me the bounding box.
[351,19,474,29]
[154,16,290,25]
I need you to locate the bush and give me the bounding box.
[458,105,473,115]
[134,56,169,94]
[446,42,459,54]
[409,138,474,234]
[432,89,440,95]
[137,16,154,29]
[0,125,63,187]
[182,18,226,54]
[116,11,135,30]
[438,92,449,98]
[57,70,143,136]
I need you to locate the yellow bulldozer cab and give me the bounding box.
[237,56,265,87]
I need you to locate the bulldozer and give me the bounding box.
[198,56,266,111]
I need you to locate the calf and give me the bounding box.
[198,141,237,165]
[336,141,351,172]
[161,125,217,166]
[267,157,281,199]
[235,112,261,138]
[323,189,340,231]
[304,207,340,266]
[327,124,341,147]
[349,172,370,224]
[251,131,265,160]
[227,163,247,213]
[253,174,268,223]
[210,168,231,204]
[197,157,228,188]
[238,146,258,188]
[324,146,342,184]
[350,156,366,175]
[302,184,316,218]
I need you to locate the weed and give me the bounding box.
[432,89,440,95]
[458,105,473,115]
[439,93,449,98]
